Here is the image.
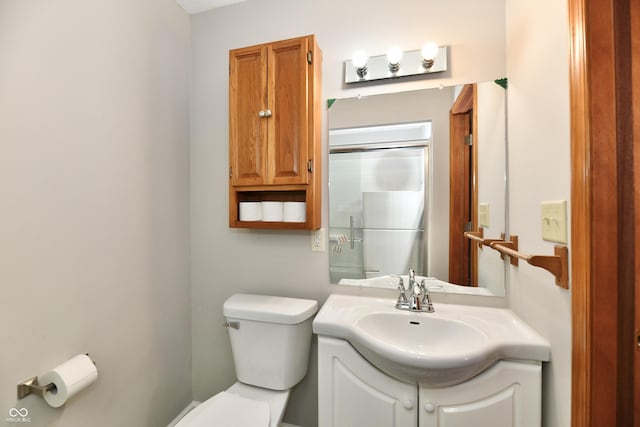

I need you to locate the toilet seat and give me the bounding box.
[174,383,290,427]
[175,391,269,427]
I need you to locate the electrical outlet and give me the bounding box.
[541,200,568,244]
[311,228,326,252]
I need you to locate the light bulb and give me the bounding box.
[386,46,403,65]
[421,42,439,68]
[351,50,368,69]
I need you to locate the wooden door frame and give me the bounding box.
[449,84,479,286]
[633,0,640,421]
[569,0,637,425]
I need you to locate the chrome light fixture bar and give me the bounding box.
[344,45,448,84]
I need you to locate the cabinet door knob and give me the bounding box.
[258,110,265,117]
[424,402,435,413]
[403,399,414,410]
[264,109,272,117]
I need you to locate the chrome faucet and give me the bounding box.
[394,269,435,313]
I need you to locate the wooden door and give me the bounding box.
[569,0,639,425]
[449,84,478,286]
[229,45,268,186]
[632,0,640,422]
[267,37,310,185]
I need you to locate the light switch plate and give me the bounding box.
[541,200,568,244]
[478,203,490,228]
[311,228,326,252]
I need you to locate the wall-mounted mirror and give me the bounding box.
[328,81,507,297]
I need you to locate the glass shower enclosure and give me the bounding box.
[328,122,430,283]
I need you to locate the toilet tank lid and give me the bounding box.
[224,294,318,324]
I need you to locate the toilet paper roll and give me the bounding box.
[239,202,262,221]
[261,201,284,222]
[283,202,306,222]
[39,354,98,408]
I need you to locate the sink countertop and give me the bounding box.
[313,294,550,386]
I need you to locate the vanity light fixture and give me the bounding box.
[386,46,403,73]
[421,42,439,69]
[351,50,369,78]
[345,42,447,84]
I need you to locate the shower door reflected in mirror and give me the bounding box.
[328,82,507,297]
[329,123,429,282]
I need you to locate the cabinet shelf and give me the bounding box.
[229,187,319,230]
[230,219,313,230]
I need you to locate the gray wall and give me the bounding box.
[0,1,192,426]
[190,0,506,425]
[505,0,572,426]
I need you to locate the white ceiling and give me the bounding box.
[176,0,246,15]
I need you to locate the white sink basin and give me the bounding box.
[356,312,488,356]
[313,294,550,386]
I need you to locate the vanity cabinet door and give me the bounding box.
[318,336,418,427]
[418,361,542,427]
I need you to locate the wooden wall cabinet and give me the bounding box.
[229,35,322,229]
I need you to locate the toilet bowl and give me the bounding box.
[175,294,317,427]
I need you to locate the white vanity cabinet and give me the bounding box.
[318,336,542,427]
[319,337,417,426]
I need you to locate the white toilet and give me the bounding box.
[176,293,318,427]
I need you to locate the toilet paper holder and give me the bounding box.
[17,353,95,400]
[17,376,56,399]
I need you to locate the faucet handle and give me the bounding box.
[397,283,408,304]
[391,274,406,290]
[420,279,435,313]
[419,278,427,295]
[392,275,408,305]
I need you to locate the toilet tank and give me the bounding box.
[223,294,318,391]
